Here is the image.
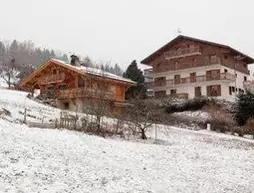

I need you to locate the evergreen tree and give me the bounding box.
[0,41,5,56]
[82,56,93,67]
[113,63,123,76]
[50,50,56,59]
[0,41,6,65]
[10,40,19,59]
[123,60,146,99]
[234,90,254,126]
[61,54,69,62]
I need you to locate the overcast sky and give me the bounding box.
[0,0,254,69]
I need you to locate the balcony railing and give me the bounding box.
[57,88,114,100]
[164,46,201,60]
[150,56,222,75]
[147,72,235,90]
[40,73,65,85]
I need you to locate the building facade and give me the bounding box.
[20,58,134,113]
[141,35,254,101]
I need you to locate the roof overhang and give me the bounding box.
[141,35,254,65]
[20,59,136,88]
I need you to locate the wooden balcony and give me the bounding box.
[147,72,235,91]
[148,56,222,76]
[40,73,65,85]
[164,46,201,60]
[57,88,114,100]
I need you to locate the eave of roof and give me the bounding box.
[141,35,254,64]
[20,59,135,87]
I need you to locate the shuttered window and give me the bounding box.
[207,85,221,97]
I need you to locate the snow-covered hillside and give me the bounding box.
[0,89,60,123]
[0,88,253,192]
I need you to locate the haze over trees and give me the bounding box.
[0,39,124,85]
[0,40,69,68]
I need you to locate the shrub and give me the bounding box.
[243,117,254,138]
[165,97,211,114]
[234,90,254,126]
[206,104,236,133]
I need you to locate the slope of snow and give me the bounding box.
[0,88,253,192]
[0,88,60,122]
[173,110,210,120]
[0,120,253,192]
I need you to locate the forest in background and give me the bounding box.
[0,39,123,77]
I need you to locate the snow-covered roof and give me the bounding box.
[137,63,153,72]
[52,59,135,84]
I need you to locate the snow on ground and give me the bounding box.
[0,88,60,123]
[0,88,253,192]
[173,110,210,120]
[0,120,253,193]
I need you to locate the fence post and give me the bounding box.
[155,124,158,141]
[23,108,27,124]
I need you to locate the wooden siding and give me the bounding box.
[22,61,130,103]
[147,39,249,74]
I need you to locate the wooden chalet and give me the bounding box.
[20,56,135,113]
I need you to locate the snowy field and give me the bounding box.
[0,87,253,192]
[0,120,254,193]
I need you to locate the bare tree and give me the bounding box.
[125,99,156,139]
[82,69,114,133]
[0,58,19,88]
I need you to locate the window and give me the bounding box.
[224,55,228,60]
[155,77,166,86]
[170,89,176,95]
[232,87,235,92]
[58,85,67,90]
[229,86,232,95]
[174,75,181,84]
[64,102,69,109]
[190,72,196,83]
[236,88,238,92]
[53,69,57,74]
[174,61,179,69]
[207,85,221,97]
[244,76,247,81]
[78,77,85,87]
[155,91,166,98]
[235,73,237,77]
[224,69,228,73]
[190,44,195,52]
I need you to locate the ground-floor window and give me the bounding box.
[154,91,166,98]
[170,89,177,95]
[195,86,201,97]
[64,102,69,109]
[207,85,221,97]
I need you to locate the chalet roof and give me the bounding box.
[141,35,254,64]
[51,59,135,84]
[20,59,135,87]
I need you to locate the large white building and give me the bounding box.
[141,35,254,101]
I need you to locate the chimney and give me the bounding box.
[70,55,81,67]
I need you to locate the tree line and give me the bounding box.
[0,39,126,86]
[0,40,68,69]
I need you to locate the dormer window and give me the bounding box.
[78,77,85,88]
[53,69,57,74]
